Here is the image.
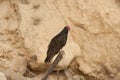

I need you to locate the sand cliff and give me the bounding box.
[0,0,120,80]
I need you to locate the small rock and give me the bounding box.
[0,72,7,80]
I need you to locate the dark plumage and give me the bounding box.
[44,26,71,63]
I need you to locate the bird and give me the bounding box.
[44,25,71,63]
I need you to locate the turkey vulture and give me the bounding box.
[44,26,71,63]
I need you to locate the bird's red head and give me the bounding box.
[66,25,71,30]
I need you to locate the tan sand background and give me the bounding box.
[0,0,120,80]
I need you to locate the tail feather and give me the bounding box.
[44,55,55,63]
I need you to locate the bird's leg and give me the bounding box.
[42,50,65,80]
[57,70,60,80]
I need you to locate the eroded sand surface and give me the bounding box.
[0,0,120,80]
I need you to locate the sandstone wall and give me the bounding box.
[0,0,120,80]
